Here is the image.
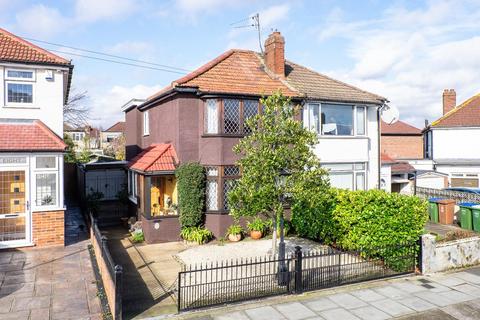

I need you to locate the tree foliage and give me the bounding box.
[228,91,329,222]
[176,163,206,228]
[64,90,91,128]
[63,134,78,163]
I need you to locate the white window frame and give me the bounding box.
[32,156,59,210]
[303,103,367,137]
[5,81,35,106]
[323,162,367,190]
[5,68,36,81]
[143,111,150,136]
[128,170,138,203]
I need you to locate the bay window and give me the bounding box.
[205,165,240,211]
[323,163,367,190]
[204,99,260,135]
[303,103,367,136]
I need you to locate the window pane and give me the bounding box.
[321,104,353,135]
[243,100,258,134]
[223,179,236,210]
[356,172,366,190]
[143,111,149,135]
[323,163,353,171]
[206,167,218,176]
[206,180,218,210]
[329,172,353,190]
[224,166,240,176]
[306,104,320,133]
[36,173,57,206]
[36,157,56,169]
[7,83,33,103]
[7,70,33,79]
[205,99,219,134]
[356,106,366,135]
[224,99,240,134]
[354,163,365,170]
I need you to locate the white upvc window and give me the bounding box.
[33,156,59,208]
[323,162,367,190]
[303,103,367,136]
[5,68,35,106]
[143,111,150,136]
[128,170,138,203]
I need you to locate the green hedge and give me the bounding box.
[292,189,428,249]
[176,163,205,228]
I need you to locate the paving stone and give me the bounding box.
[29,307,50,320]
[414,291,453,307]
[0,310,29,320]
[327,293,367,309]
[373,285,409,300]
[370,299,414,317]
[214,311,250,320]
[429,275,466,287]
[441,301,480,320]
[319,308,360,320]
[421,282,451,293]
[12,296,50,311]
[245,306,286,320]
[438,289,475,304]
[391,280,426,293]
[454,272,480,284]
[34,283,52,297]
[395,308,457,320]
[0,295,13,313]
[350,306,390,320]
[304,297,339,312]
[350,289,386,302]
[1,283,34,297]
[452,283,480,297]
[87,296,102,314]
[397,296,436,312]
[3,273,35,285]
[275,302,317,320]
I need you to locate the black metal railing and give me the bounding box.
[177,241,419,312]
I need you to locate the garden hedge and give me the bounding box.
[176,163,205,228]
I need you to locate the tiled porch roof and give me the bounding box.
[127,144,178,173]
[0,119,66,152]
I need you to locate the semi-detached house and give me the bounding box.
[0,28,73,248]
[124,31,386,242]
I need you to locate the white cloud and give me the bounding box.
[74,0,136,23]
[175,0,243,16]
[317,1,480,128]
[259,4,290,30]
[106,41,154,56]
[15,4,69,38]
[89,84,162,128]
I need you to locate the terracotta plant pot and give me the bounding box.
[250,230,262,240]
[228,233,242,242]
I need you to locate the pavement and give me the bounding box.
[0,206,102,320]
[172,267,480,320]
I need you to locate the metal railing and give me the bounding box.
[177,242,418,312]
[416,187,480,204]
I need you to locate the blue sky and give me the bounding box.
[1,0,480,129]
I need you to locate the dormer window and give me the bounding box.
[5,68,35,105]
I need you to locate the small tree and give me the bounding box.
[63,134,78,163]
[176,163,206,228]
[228,91,329,252]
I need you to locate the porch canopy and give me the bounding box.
[127,144,179,218]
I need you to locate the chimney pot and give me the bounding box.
[264,31,285,78]
[442,88,456,115]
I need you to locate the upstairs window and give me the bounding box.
[304,103,367,136]
[143,111,150,136]
[323,162,367,190]
[204,99,260,135]
[5,69,35,105]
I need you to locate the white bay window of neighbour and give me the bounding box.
[304,103,366,136]
[324,163,366,190]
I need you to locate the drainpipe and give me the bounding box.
[377,106,382,189]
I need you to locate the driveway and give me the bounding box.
[0,207,102,320]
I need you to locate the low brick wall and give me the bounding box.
[32,210,65,246]
[421,234,480,274]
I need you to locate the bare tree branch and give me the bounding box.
[64,89,91,128]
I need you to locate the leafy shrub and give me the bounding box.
[264,218,292,236]
[226,224,243,236]
[180,226,213,244]
[247,217,268,233]
[176,163,205,228]
[131,230,144,243]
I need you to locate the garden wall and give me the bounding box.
[421,234,480,274]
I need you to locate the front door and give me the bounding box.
[0,169,30,247]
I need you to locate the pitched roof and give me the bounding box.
[0,28,70,65]
[144,49,385,105]
[381,153,396,164]
[0,119,66,152]
[127,144,178,173]
[105,121,125,133]
[431,93,480,128]
[284,61,385,104]
[381,120,422,135]
[391,162,416,174]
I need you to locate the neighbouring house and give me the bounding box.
[0,28,73,247]
[101,121,126,159]
[64,123,102,155]
[124,31,386,242]
[424,89,480,188]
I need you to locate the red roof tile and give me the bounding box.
[432,93,480,128]
[381,153,396,164]
[381,120,422,135]
[0,120,66,152]
[0,28,70,65]
[391,162,416,173]
[105,121,125,133]
[128,144,178,173]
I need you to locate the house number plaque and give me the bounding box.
[0,157,27,164]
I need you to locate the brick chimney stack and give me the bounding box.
[443,89,456,115]
[264,31,285,78]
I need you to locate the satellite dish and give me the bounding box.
[381,104,400,124]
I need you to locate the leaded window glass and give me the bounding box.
[243,100,259,134]
[223,99,240,134]
[205,99,219,134]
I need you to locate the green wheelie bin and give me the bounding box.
[428,198,442,223]
[459,202,476,230]
[472,205,480,232]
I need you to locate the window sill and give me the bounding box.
[32,206,65,213]
[3,105,39,109]
[202,134,245,138]
[317,135,369,139]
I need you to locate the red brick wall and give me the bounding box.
[381,135,423,159]
[32,210,64,246]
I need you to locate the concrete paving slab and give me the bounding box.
[453,272,480,284]
[451,283,480,297]
[441,301,480,320]
[373,285,409,300]
[275,302,317,320]
[396,308,458,320]
[428,275,466,287]
[391,281,426,293]
[319,308,360,320]
[304,297,339,312]
[370,299,414,317]
[244,306,286,320]
[438,289,475,304]
[350,305,390,320]
[350,289,386,302]
[327,293,367,309]
[213,311,250,320]
[414,291,453,307]
[397,297,436,312]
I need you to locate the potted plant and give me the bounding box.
[247,218,265,240]
[226,224,243,242]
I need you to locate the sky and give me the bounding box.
[1,0,480,129]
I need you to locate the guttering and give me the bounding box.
[138,86,199,111]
